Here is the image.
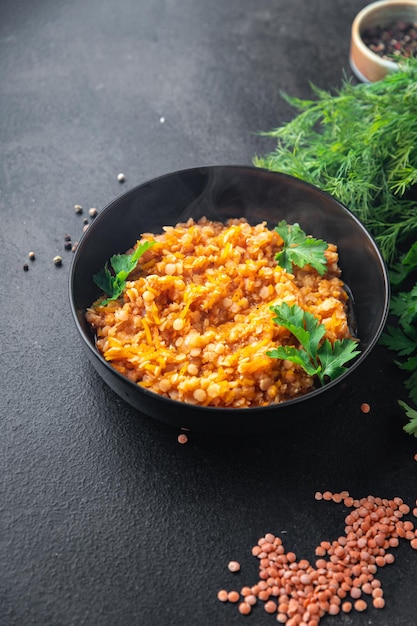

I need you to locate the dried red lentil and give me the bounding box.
[238,602,251,615]
[228,560,241,573]
[218,491,416,623]
[217,589,228,602]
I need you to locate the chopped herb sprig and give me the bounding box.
[93,240,155,305]
[275,220,328,275]
[267,302,360,386]
[399,401,417,437]
[380,244,417,436]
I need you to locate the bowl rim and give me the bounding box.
[351,0,417,73]
[69,164,391,415]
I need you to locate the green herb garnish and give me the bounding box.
[380,246,417,435]
[93,240,155,305]
[275,220,328,276]
[254,59,417,264]
[389,241,417,287]
[267,302,360,386]
[255,58,417,433]
[399,401,417,438]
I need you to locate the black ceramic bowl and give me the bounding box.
[69,165,390,433]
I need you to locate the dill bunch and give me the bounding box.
[254,58,417,435]
[254,58,417,264]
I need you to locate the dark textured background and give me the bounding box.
[1,1,417,625]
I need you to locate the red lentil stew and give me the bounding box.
[86,218,355,408]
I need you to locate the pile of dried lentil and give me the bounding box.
[217,490,417,624]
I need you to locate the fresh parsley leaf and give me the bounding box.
[270,301,325,357]
[93,239,155,304]
[109,241,154,282]
[389,287,417,331]
[267,302,360,385]
[381,273,417,434]
[398,355,417,374]
[389,241,417,285]
[93,262,117,296]
[316,338,361,383]
[380,325,417,357]
[274,220,328,276]
[109,254,135,280]
[399,400,417,437]
[404,369,417,406]
[266,345,320,377]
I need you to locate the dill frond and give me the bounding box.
[254,58,417,265]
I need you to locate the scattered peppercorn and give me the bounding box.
[89,208,98,218]
[64,234,71,242]
[360,402,371,414]
[53,255,62,266]
[177,433,188,444]
[28,251,35,261]
[117,173,125,182]
[83,218,88,225]
[23,263,29,271]
[362,21,417,60]
[64,241,72,250]
[74,204,83,214]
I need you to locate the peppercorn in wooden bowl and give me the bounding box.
[350,0,417,82]
[69,165,390,434]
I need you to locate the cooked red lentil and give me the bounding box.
[86,217,352,407]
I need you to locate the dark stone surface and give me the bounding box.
[1,1,416,625]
